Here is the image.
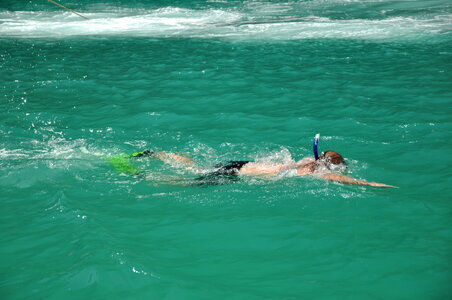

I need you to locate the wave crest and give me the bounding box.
[0,7,450,40]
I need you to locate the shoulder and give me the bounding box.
[296,162,317,176]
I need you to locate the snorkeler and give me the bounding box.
[110,136,397,188]
[135,150,396,187]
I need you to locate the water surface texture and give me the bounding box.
[1,0,451,299]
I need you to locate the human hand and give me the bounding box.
[368,182,399,188]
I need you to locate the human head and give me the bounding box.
[320,150,345,165]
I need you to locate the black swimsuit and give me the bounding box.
[195,160,251,186]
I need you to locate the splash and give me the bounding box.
[0,6,450,40]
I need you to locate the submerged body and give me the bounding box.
[112,149,397,188]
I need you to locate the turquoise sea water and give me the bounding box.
[1,0,451,299]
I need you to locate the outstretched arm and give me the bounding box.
[321,173,398,188]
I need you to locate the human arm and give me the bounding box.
[321,173,398,188]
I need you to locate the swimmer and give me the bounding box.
[120,149,397,188]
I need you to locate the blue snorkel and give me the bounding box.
[313,133,320,160]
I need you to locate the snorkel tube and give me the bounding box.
[313,133,320,160]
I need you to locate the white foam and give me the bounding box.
[0,7,450,40]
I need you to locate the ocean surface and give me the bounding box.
[1,0,451,299]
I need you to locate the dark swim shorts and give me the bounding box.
[194,160,251,186]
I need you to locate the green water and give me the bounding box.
[1,1,451,299]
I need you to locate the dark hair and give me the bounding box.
[320,150,345,165]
